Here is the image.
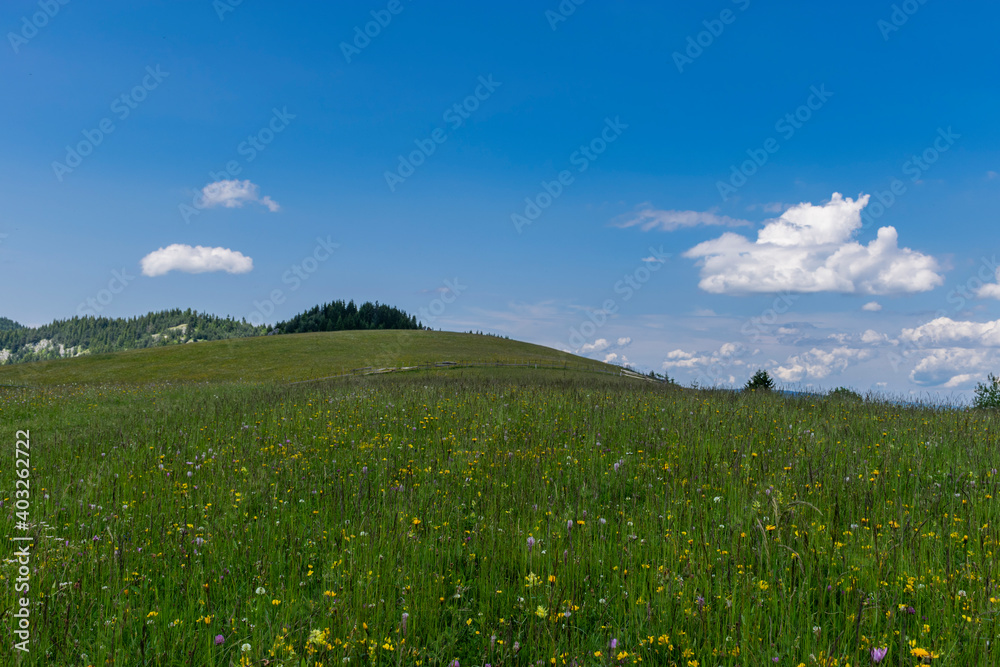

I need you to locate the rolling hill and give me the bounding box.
[0,330,626,386]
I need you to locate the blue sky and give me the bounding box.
[2,0,999,401]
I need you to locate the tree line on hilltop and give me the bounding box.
[0,300,423,365]
[271,300,423,334]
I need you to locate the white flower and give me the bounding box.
[713,496,722,503]
[255,586,266,595]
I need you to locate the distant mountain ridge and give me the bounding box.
[0,308,263,365]
[0,300,424,366]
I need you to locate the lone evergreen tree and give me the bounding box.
[744,369,775,392]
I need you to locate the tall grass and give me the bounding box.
[1,372,999,665]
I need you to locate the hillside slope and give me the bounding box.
[0,330,618,386]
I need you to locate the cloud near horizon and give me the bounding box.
[683,193,944,295]
[140,244,254,277]
[198,179,280,212]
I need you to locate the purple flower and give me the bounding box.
[567,519,573,531]
[610,638,618,650]
[449,660,459,667]
[527,536,535,552]
[870,647,888,663]
[214,634,225,645]
[401,612,409,636]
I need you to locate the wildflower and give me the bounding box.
[870,647,888,663]
[241,643,251,652]
[214,635,224,645]
[401,612,409,636]
[535,605,547,618]
[255,587,266,595]
[610,638,618,649]
[527,536,536,552]
[567,519,573,532]
[449,661,459,667]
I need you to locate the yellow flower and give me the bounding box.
[535,605,547,619]
[272,599,281,606]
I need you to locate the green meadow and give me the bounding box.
[1,332,999,666]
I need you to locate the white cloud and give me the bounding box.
[900,317,1000,348]
[909,348,994,386]
[604,352,629,365]
[773,346,875,382]
[580,338,610,353]
[862,301,882,311]
[616,203,751,232]
[662,343,750,373]
[898,317,1000,386]
[140,244,254,277]
[616,336,632,346]
[860,329,893,346]
[974,268,1000,299]
[199,179,280,212]
[683,192,943,295]
[942,373,978,389]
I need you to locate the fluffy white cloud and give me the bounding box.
[860,329,894,346]
[140,244,253,277]
[604,352,630,365]
[616,204,751,232]
[909,348,995,386]
[895,317,1000,386]
[616,336,632,346]
[773,346,875,382]
[974,267,1000,299]
[862,301,882,311]
[900,317,1000,348]
[580,338,610,353]
[662,343,751,375]
[199,179,280,212]
[683,193,943,295]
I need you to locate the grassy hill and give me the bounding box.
[0,329,621,386]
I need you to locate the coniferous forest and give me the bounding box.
[0,300,423,365]
[271,299,423,334]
